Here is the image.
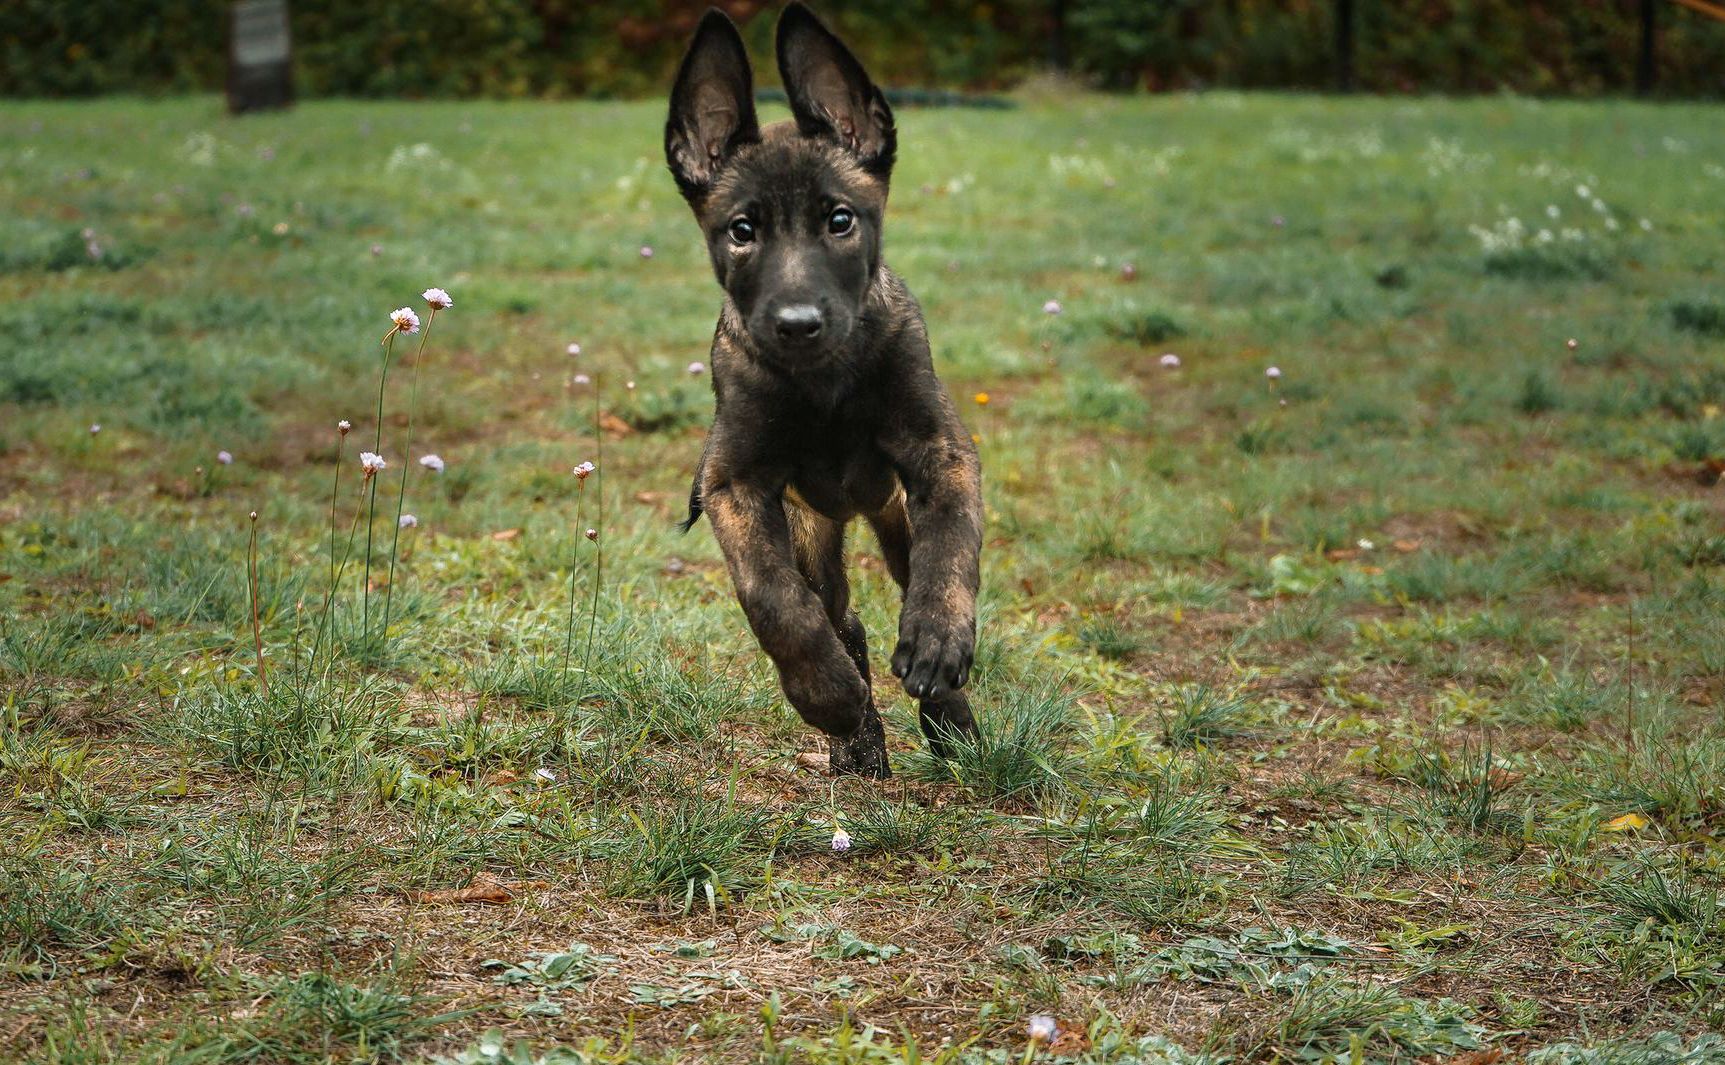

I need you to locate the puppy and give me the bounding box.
[666,3,982,777]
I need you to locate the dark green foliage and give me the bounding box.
[1671,300,1725,339]
[6,0,1725,98]
[1066,0,1725,94]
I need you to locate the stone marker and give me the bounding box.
[227,0,293,114]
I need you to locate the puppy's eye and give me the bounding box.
[828,207,856,236]
[728,218,755,246]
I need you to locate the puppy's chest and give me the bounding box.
[784,420,898,521]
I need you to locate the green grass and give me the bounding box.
[3,90,1725,1060]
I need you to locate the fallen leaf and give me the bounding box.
[490,528,521,541]
[1392,538,1421,553]
[1048,1024,1089,1056]
[409,876,550,905]
[410,879,514,905]
[599,412,635,436]
[1450,1050,1506,1065]
[1325,548,1359,562]
[1602,813,1648,832]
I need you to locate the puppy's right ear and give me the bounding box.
[666,9,759,204]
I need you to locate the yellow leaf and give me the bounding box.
[1602,813,1648,831]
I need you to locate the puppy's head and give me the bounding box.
[666,3,896,371]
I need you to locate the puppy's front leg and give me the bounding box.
[887,418,983,705]
[704,480,886,776]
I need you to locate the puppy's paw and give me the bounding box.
[828,726,891,779]
[891,613,974,700]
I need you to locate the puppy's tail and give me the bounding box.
[676,478,703,533]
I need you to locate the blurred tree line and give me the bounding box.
[3,0,1721,97]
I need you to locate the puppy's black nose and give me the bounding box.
[773,304,823,341]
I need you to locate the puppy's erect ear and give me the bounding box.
[666,9,760,203]
[775,2,895,182]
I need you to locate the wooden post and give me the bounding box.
[1335,0,1356,93]
[227,0,294,115]
[1636,0,1656,95]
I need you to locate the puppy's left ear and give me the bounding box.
[776,2,895,182]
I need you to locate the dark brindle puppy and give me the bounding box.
[666,3,982,777]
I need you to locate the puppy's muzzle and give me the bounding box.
[772,303,824,343]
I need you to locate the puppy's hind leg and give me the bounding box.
[792,503,889,778]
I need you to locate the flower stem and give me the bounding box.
[380,310,435,650]
[310,480,369,677]
[561,483,586,684]
[580,377,604,683]
[309,426,343,676]
[247,511,269,698]
[362,332,398,648]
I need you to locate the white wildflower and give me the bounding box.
[422,287,453,310]
[390,307,420,334]
[418,454,445,473]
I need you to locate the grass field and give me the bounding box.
[2,91,1725,1063]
